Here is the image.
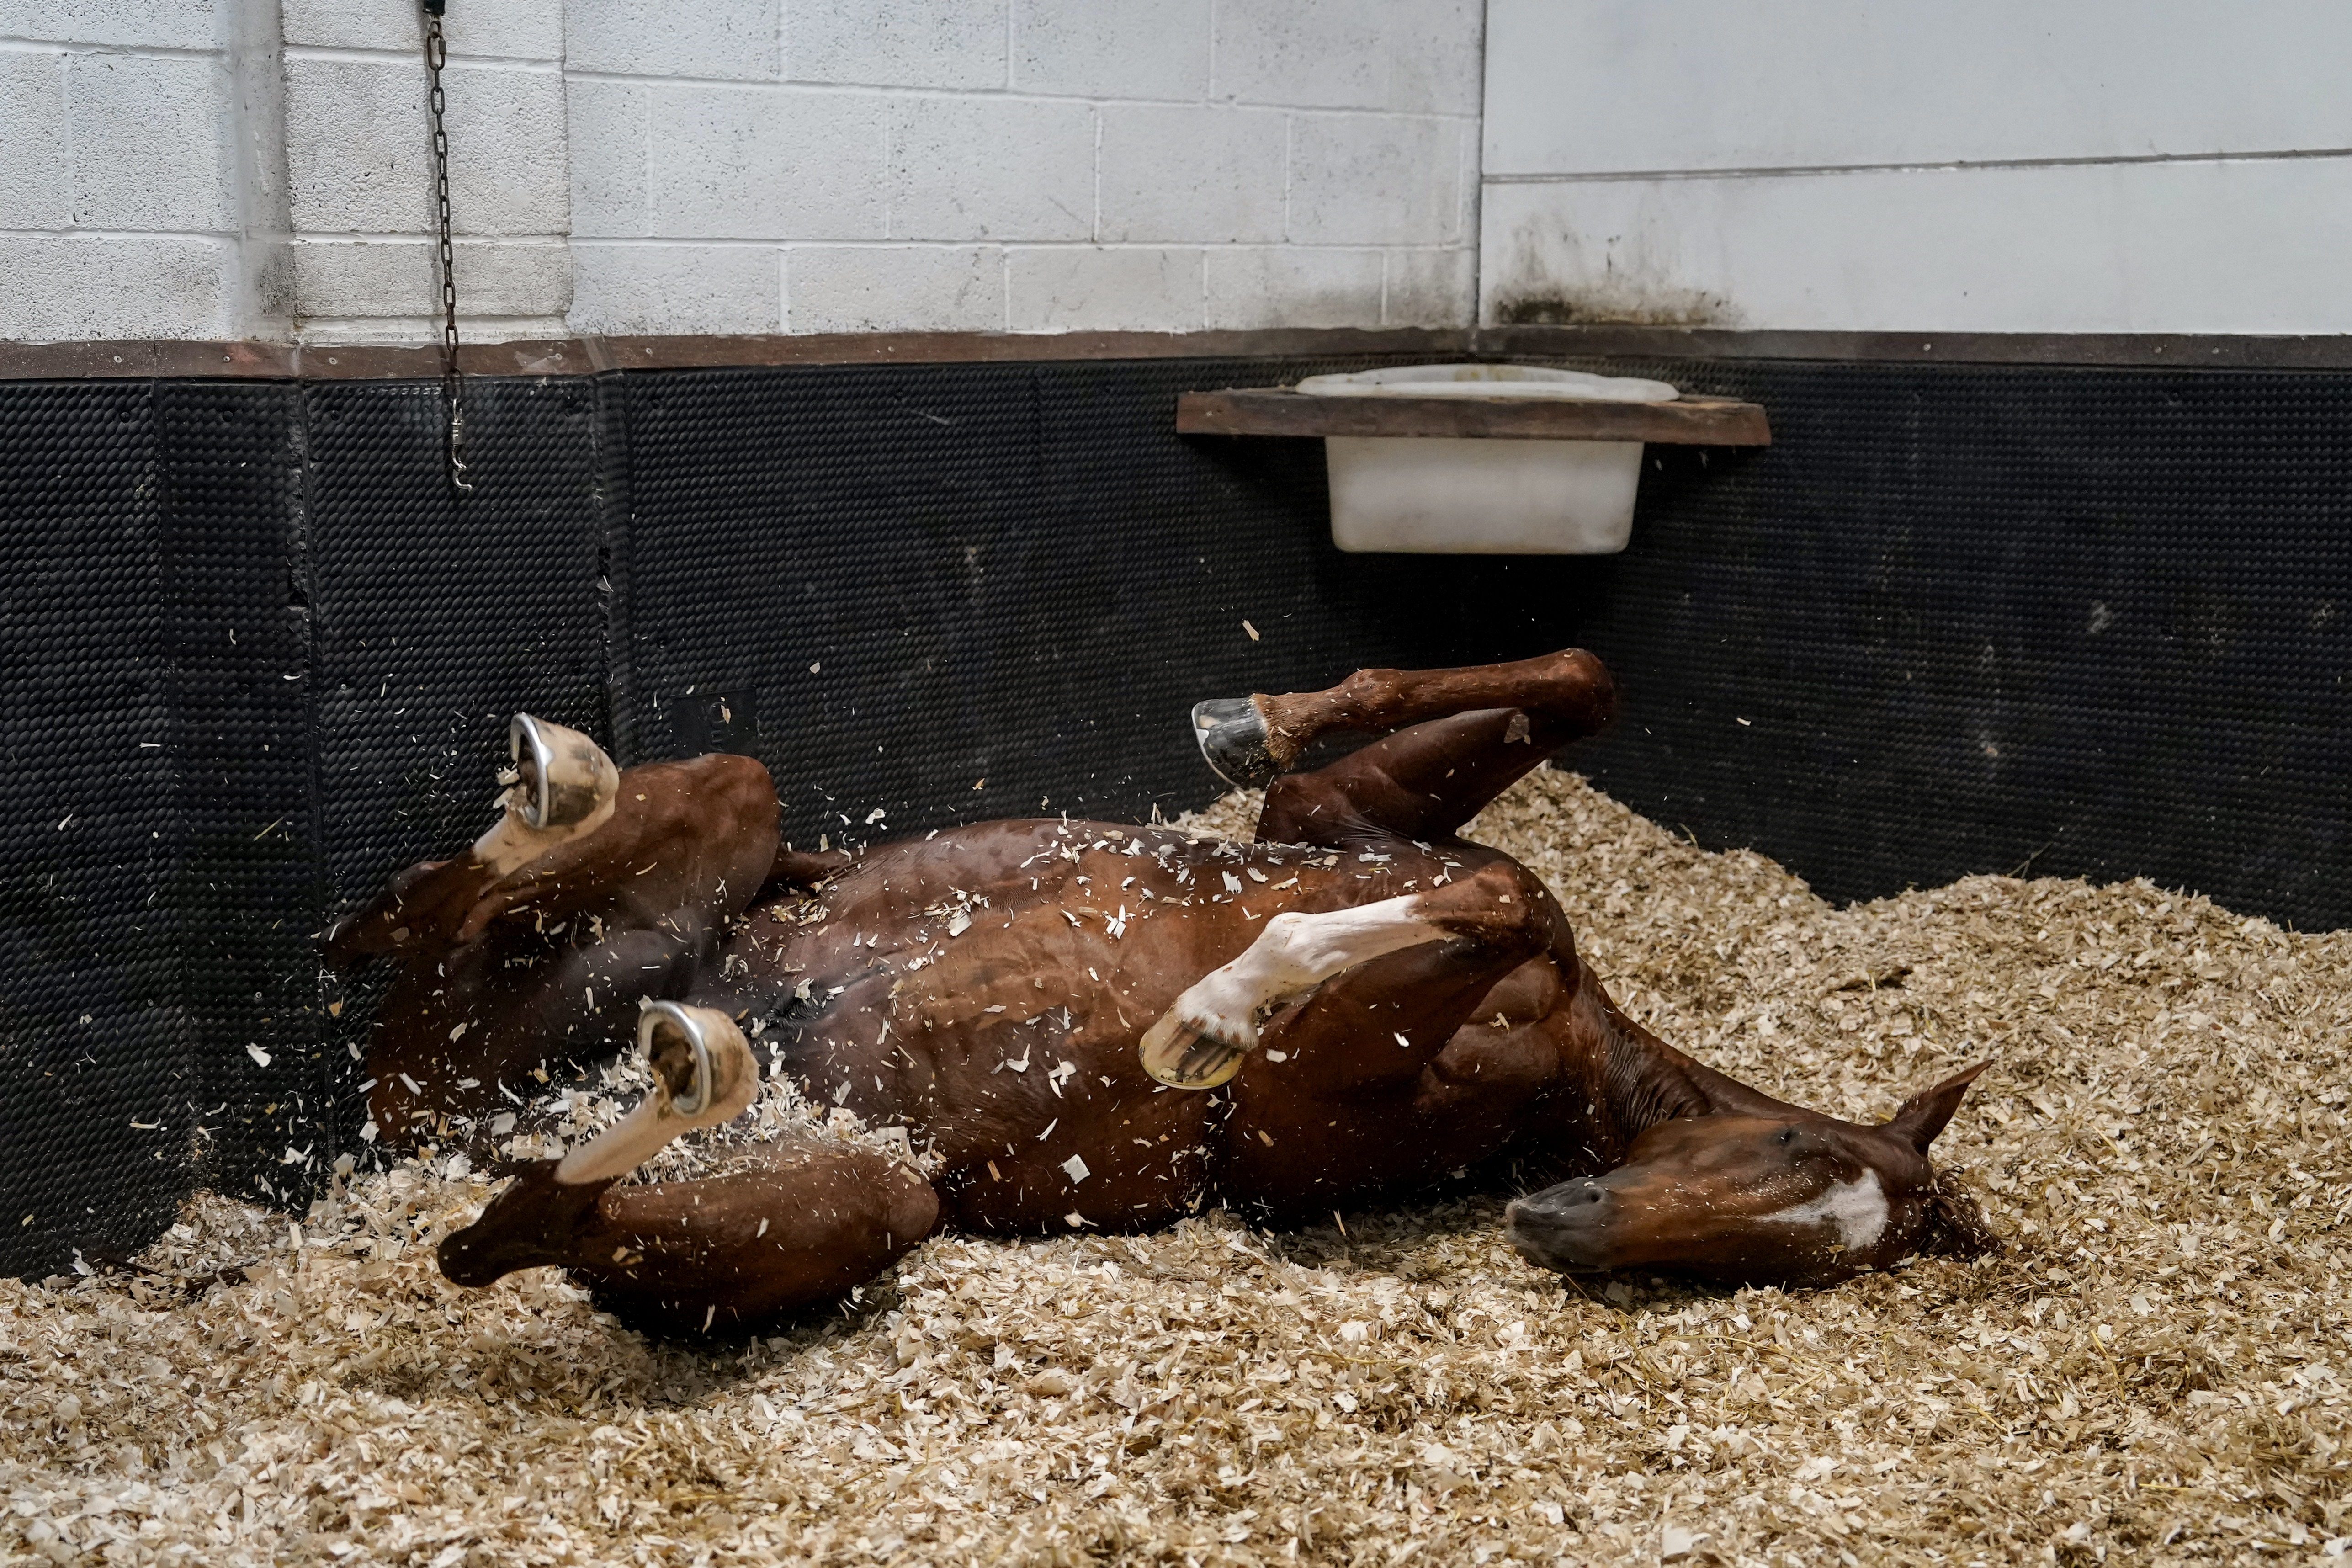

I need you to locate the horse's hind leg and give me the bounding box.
[439,1003,939,1330]
[1230,648,1615,848]
[1141,857,1563,1090]
[1196,647,1615,786]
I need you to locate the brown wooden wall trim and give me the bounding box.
[8,324,2352,380]
[1481,325,2352,370]
[0,328,1473,382]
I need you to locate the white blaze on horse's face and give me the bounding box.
[1141,893,1444,1089]
[1502,1113,1942,1285]
[1758,1166,1890,1253]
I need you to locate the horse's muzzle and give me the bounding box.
[1504,1180,1618,1274]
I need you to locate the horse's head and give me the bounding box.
[1505,1063,1995,1286]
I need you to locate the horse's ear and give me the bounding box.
[1884,1062,1989,1152]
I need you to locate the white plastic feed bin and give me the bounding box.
[1295,364,1679,554]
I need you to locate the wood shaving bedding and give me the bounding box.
[492,1053,933,1186]
[5,765,2347,1566]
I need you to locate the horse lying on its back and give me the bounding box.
[326,649,1991,1333]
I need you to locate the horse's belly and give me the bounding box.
[1216,1009,1568,1211]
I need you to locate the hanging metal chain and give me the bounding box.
[422,0,473,494]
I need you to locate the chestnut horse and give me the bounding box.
[325,649,1991,1331]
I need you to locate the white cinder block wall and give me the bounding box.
[565,0,1483,336]
[16,2,2352,344]
[280,0,572,341]
[0,0,1482,343]
[1481,0,2352,334]
[0,2,249,340]
[0,0,573,342]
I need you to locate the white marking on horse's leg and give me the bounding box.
[1140,893,1443,1088]
[555,1004,758,1185]
[1186,894,1446,1036]
[470,714,619,877]
[1760,1168,1889,1252]
[468,805,608,878]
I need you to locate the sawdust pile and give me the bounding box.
[5,766,2349,1566]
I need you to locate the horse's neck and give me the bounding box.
[1579,973,1803,1160]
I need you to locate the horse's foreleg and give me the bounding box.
[439,1005,936,1330]
[326,718,778,965]
[1212,866,1581,1202]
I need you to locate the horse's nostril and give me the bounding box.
[1580,1184,1604,1204]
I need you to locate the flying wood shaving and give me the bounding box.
[4,766,2348,1565]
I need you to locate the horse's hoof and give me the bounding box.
[640,1001,759,1126]
[510,712,619,830]
[1139,1010,1250,1091]
[1192,698,1280,789]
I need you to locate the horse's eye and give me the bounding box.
[1776,1127,1796,1145]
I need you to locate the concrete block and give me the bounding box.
[442,65,570,234]
[66,53,234,233]
[565,0,779,80]
[0,53,70,231]
[286,58,567,235]
[570,242,780,333]
[1383,245,1474,326]
[284,236,427,319]
[787,0,1005,90]
[1477,157,2352,334]
[1213,0,1387,109]
[284,58,426,232]
[1215,0,1480,112]
[787,245,1003,332]
[1288,112,1464,245]
[1007,245,1202,332]
[648,84,887,241]
[276,0,394,50]
[0,235,237,341]
[0,0,221,50]
[1098,105,1284,244]
[1204,246,1383,329]
[1012,0,1210,100]
[568,79,648,237]
[283,0,563,56]
[889,96,1094,241]
[285,236,571,319]
[1385,0,1482,115]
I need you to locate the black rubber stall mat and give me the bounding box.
[1527,359,2352,929]
[0,383,185,1279]
[304,377,608,1162]
[154,381,317,1208]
